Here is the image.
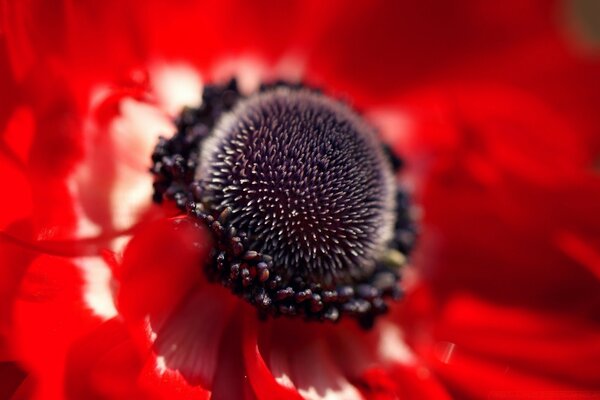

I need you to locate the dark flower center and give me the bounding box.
[151,81,415,328]
[197,88,395,286]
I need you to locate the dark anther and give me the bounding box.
[295,289,312,303]
[216,252,226,271]
[336,286,355,301]
[255,290,272,308]
[229,263,240,280]
[256,262,270,282]
[243,251,260,261]
[321,290,338,303]
[218,207,232,224]
[231,238,244,256]
[342,299,371,315]
[309,294,324,313]
[211,220,225,237]
[276,287,295,300]
[323,307,340,322]
[356,284,380,300]
[381,143,404,172]
[371,270,398,294]
[268,275,282,290]
[241,268,253,287]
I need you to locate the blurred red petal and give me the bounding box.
[305,0,560,105]
[1,0,344,84]
[445,34,600,156]
[358,365,452,400]
[118,216,213,320]
[556,231,600,281]
[1,106,35,166]
[394,85,588,183]
[0,361,28,400]
[0,221,35,357]
[0,105,35,370]
[385,85,600,317]
[64,318,150,400]
[413,295,600,399]
[11,254,102,399]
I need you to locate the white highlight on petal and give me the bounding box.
[115,98,174,172]
[67,179,118,320]
[213,56,266,94]
[274,53,306,83]
[270,350,296,389]
[151,62,203,115]
[107,98,174,231]
[299,381,361,400]
[368,108,420,190]
[275,372,296,390]
[293,340,364,400]
[111,235,132,257]
[89,84,114,110]
[377,321,416,365]
[108,169,152,232]
[211,53,306,95]
[434,341,456,365]
[155,355,168,375]
[75,86,175,235]
[366,108,413,148]
[76,257,118,319]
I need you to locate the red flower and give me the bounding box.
[1,1,599,399]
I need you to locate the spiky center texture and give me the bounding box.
[197,88,395,285]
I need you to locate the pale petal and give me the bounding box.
[151,62,204,115]
[291,339,364,400]
[150,287,237,388]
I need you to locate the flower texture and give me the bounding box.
[1,1,600,399]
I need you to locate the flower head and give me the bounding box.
[1,1,599,399]
[150,81,413,327]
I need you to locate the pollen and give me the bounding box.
[151,80,416,327]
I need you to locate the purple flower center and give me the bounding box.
[197,88,395,285]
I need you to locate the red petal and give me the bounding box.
[2,0,339,82]
[0,221,35,357]
[64,318,151,399]
[443,35,600,157]
[151,286,237,389]
[242,315,304,400]
[392,85,587,184]
[388,85,599,315]
[1,106,35,168]
[138,359,210,400]
[0,361,27,400]
[406,293,600,399]
[358,365,452,400]
[117,216,213,321]
[0,110,35,346]
[305,0,559,105]
[11,254,102,399]
[210,311,257,400]
[556,231,600,281]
